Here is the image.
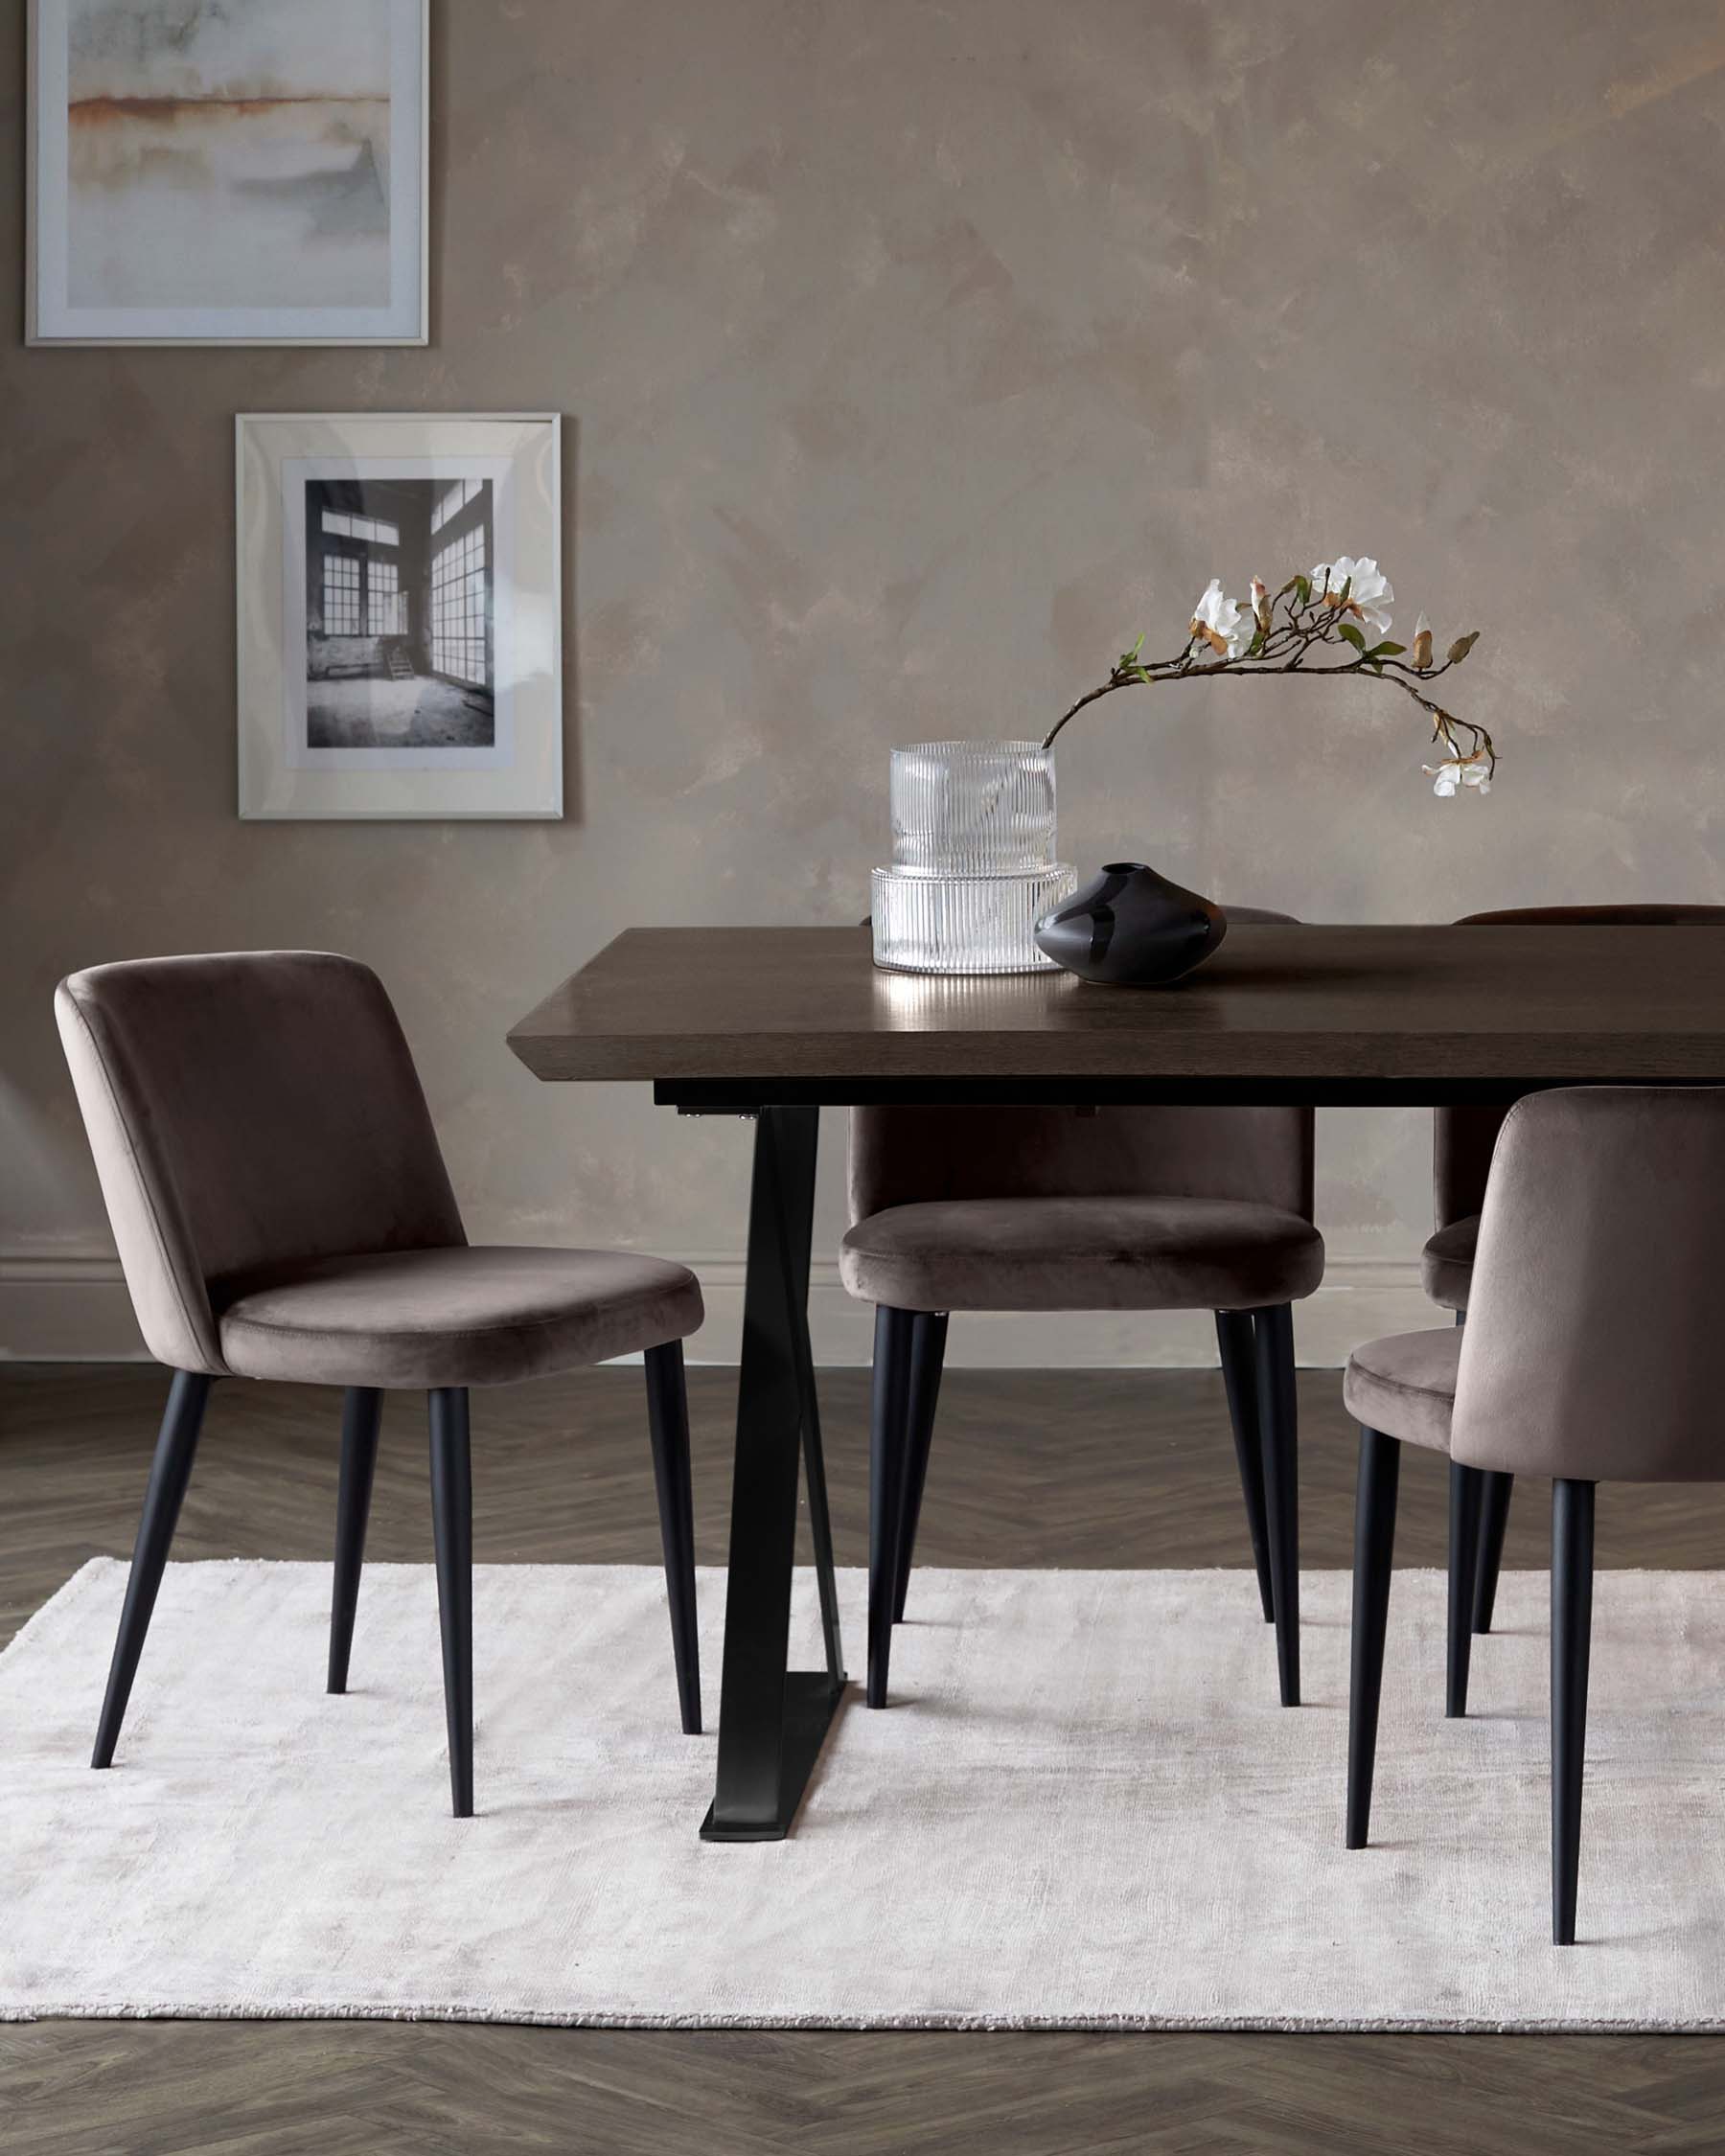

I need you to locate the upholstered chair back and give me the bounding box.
[851,907,1312,1225]
[1435,906,1725,1231]
[848,1102,1314,1222]
[1453,1087,1725,1482]
[56,952,465,1376]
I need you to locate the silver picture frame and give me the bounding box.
[28,0,429,347]
[237,414,564,821]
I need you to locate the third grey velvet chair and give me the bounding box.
[841,911,1322,1711]
[1346,1086,1725,1943]
[1424,906,1725,1640]
[56,951,705,1818]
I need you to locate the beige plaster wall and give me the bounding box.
[4,1,1722,1362]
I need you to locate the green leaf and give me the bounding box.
[1127,631,1145,660]
[1367,640,1406,658]
[1337,623,1367,652]
[1293,575,1312,606]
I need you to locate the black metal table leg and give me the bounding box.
[702,1104,847,1842]
[776,1108,846,1696]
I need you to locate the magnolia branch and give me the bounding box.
[1041,566,1496,792]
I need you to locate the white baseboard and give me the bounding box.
[0,1249,1434,1369]
[689,1253,1431,1367]
[0,1254,149,1363]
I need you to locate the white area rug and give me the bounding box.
[4,1559,1725,2030]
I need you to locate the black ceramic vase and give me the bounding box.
[1034,861,1227,987]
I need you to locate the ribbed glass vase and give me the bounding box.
[871,741,1075,975]
[889,740,1058,873]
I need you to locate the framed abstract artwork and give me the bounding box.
[28,0,427,345]
[237,414,564,820]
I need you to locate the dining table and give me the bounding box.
[508,921,1725,1842]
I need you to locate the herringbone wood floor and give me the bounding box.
[4,1362,1724,2154]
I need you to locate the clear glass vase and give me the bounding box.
[889,740,1058,873]
[872,741,1075,975]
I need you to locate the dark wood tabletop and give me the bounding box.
[507,923,1725,1104]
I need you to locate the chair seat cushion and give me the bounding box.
[1420,1214,1479,1311]
[1342,1327,1462,1453]
[839,1197,1323,1314]
[218,1246,702,1389]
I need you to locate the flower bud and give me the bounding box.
[1250,576,1272,634]
[1447,631,1479,666]
[1412,612,1433,670]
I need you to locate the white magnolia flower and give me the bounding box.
[1311,555,1394,639]
[1423,752,1491,798]
[1189,577,1251,659]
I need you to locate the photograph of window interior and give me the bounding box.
[304,475,494,749]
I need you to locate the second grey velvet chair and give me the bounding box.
[842,911,1322,1711]
[1424,906,1725,1640]
[1346,1086,1725,1943]
[56,951,705,1818]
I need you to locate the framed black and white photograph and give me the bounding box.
[238,415,563,819]
[28,0,427,345]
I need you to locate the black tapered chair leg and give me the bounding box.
[892,1310,948,1624]
[1447,1462,1485,1717]
[428,1387,474,1819]
[1552,1478,1597,1947]
[92,1369,214,1770]
[867,1306,916,1708]
[1254,1303,1300,1706]
[1346,1427,1401,1849]
[644,1340,702,1735]
[328,1387,383,1695]
[1216,1309,1275,1623]
[1472,1471,1514,1635]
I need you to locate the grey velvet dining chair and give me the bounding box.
[1423,906,1725,1643]
[1345,1085,1725,1943]
[842,907,1323,1712]
[56,951,705,1818]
